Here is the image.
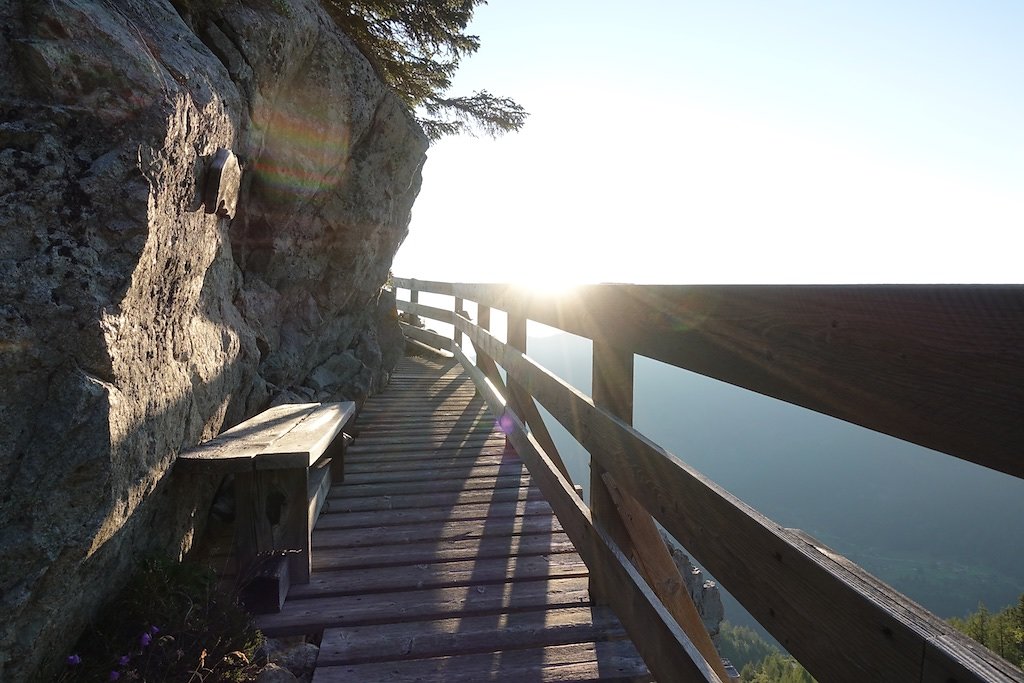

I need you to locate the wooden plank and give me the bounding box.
[343,430,499,448]
[251,466,310,583]
[313,639,650,683]
[343,452,514,474]
[316,606,628,665]
[315,498,555,531]
[176,403,317,470]
[291,553,588,600]
[603,474,729,683]
[312,532,579,571]
[400,321,453,352]
[458,316,1024,682]
[341,461,528,485]
[346,437,507,456]
[329,472,531,499]
[344,445,511,466]
[505,312,572,479]
[397,299,456,325]
[324,484,546,514]
[451,341,720,682]
[307,461,332,530]
[404,337,455,358]
[369,391,478,397]
[312,514,562,549]
[257,401,355,469]
[354,409,489,422]
[256,575,592,634]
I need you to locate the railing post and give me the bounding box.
[505,312,573,480]
[409,286,419,327]
[590,340,635,602]
[506,313,529,450]
[454,296,464,348]
[475,305,501,386]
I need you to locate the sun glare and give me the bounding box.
[512,275,583,296]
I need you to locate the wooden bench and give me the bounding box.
[178,402,356,600]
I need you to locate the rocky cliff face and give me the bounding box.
[0,0,427,679]
[662,531,726,642]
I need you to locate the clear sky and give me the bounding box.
[391,1,1023,285]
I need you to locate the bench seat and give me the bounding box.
[179,402,356,594]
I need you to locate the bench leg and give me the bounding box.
[236,468,312,585]
[327,432,350,483]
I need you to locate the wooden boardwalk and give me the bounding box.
[255,354,650,682]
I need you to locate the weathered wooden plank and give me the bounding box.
[399,321,453,352]
[257,575,591,635]
[312,514,562,549]
[343,452,513,475]
[323,484,545,514]
[307,460,332,531]
[343,431,500,449]
[344,444,511,466]
[354,412,488,426]
[176,403,316,470]
[458,317,1024,682]
[313,639,651,683]
[363,387,479,400]
[357,404,486,416]
[603,473,730,683]
[396,299,456,325]
[346,436,507,455]
[451,342,721,682]
[351,420,495,434]
[329,472,531,499]
[257,401,355,469]
[317,606,627,665]
[341,461,526,485]
[291,553,587,600]
[315,498,555,531]
[312,532,578,571]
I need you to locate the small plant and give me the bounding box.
[53,557,262,682]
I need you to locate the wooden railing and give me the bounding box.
[393,277,1024,683]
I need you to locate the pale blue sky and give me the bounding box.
[392,1,1023,284]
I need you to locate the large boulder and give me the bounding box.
[0,0,427,679]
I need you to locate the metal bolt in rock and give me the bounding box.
[203,148,242,218]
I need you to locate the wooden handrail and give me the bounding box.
[393,278,1024,683]
[394,278,1024,480]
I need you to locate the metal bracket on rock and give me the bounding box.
[203,148,242,219]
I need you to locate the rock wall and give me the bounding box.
[661,531,726,642]
[0,1,427,679]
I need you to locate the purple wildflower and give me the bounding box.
[118,654,131,666]
[139,632,152,648]
[149,625,160,635]
[66,654,82,666]
[109,671,121,681]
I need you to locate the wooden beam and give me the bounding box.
[454,297,464,347]
[449,341,720,682]
[504,314,573,482]
[589,341,635,605]
[396,299,455,325]
[474,305,503,388]
[603,473,730,683]
[458,318,1024,682]
[399,322,453,353]
[395,280,1024,480]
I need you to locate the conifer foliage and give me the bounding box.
[322,0,527,140]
